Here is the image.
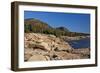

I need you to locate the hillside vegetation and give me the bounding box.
[24,18,89,37]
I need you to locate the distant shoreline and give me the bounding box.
[60,35,90,41]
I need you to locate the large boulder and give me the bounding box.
[28,55,48,61]
[28,43,51,51]
[24,53,32,61]
[55,51,81,60]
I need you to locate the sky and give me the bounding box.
[24,11,90,34]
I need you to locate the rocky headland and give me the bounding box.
[24,33,90,61]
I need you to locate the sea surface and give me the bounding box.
[67,38,90,49]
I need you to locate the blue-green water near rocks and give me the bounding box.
[67,38,90,49]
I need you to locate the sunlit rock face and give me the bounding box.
[24,33,90,62]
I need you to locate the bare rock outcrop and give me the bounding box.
[24,33,90,61]
[28,55,47,61]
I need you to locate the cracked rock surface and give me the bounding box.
[24,33,90,62]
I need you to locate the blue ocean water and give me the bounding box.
[68,38,90,49]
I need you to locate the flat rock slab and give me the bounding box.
[28,55,47,61]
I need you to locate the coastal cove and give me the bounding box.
[67,38,90,49]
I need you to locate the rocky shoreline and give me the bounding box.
[24,33,90,61]
[60,36,90,41]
